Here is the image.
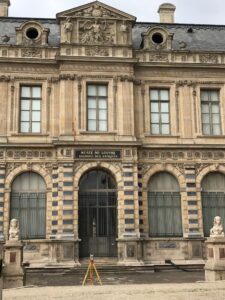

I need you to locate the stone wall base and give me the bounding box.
[3,275,23,289]
[205,269,225,281]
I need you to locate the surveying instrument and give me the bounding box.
[82,254,102,286]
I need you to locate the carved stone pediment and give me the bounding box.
[56,1,136,21]
[57,1,136,51]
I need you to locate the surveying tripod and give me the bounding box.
[82,254,102,286]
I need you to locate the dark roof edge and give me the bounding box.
[135,21,225,28]
[0,16,56,22]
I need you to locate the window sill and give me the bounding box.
[144,134,180,138]
[196,135,225,138]
[11,133,49,137]
[79,131,117,135]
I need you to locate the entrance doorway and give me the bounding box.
[78,169,117,258]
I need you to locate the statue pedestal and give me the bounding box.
[3,240,24,288]
[205,237,225,281]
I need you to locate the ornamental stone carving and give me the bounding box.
[9,218,20,241]
[210,216,224,237]
[85,46,109,56]
[199,54,218,64]
[79,20,114,45]
[21,48,42,58]
[76,4,118,18]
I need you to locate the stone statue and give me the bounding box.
[64,17,73,43]
[9,218,20,241]
[210,216,224,237]
[120,22,128,44]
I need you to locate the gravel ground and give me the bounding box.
[3,281,225,300]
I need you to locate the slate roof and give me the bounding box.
[133,22,225,51]
[0,17,59,46]
[1,17,225,52]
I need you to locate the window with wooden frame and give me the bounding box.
[150,89,170,135]
[20,86,42,133]
[87,84,108,132]
[201,90,221,135]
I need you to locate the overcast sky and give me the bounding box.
[9,0,224,25]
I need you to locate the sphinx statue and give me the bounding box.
[9,218,20,241]
[210,216,224,237]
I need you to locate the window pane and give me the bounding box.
[151,103,159,112]
[99,109,107,120]
[160,90,169,101]
[151,113,159,123]
[211,104,219,113]
[212,114,220,124]
[203,124,210,135]
[151,124,160,134]
[161,124,170,134]
[21,111,30,121]
[150,90,158,100]
[161,113,169,123]
[32,87,41,98]
[88,98,96,109]
[201,91,209,101]
[21,87,30,97]
[99,99,107,109]
[32,100,40,110]
[99,121,107,131]
[161,103,169,113]
[213,125,221,135]
[88,109,96,120]
[98,86,107,96]
[88,85,97,96]
[20,122,29,133]
[202,114,210,124]
[211,91,219,101]
[21,100,30,110]
[88,120,96,131]
[32,122,40,133]
[32,111,40,122]
[201,104,209,113]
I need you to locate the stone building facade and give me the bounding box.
[0,0,224,266]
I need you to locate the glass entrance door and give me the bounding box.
[78,170,117,257]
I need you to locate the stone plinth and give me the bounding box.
[205,237,225,281]
[3,240,24,288]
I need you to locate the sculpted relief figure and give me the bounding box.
[210,216,224,237]
[9,218,20,241]
[80,19,114,45]
[64,17,73,43]
[120,22,128,44]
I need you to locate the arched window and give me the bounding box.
[148,172,182,237]
[11,172,46,239]
[79,169,117,258]
[202,172,225,237]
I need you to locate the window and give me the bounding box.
[201,172,225,237]
[150,89,170,135]
[148,172,182,237]
[201,90,221,135]
[20,86,41,133]
[87,84,107,132]
[11,172,46,239]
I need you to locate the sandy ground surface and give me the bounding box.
[3,281,225,300]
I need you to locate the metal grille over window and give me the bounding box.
[150,89,170,135]
[10,172,46,239]
[87,84,108,132]
[201,90,221,135]
[20,86,41,133]
[202,172,225,237]
[148,172,182,237]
